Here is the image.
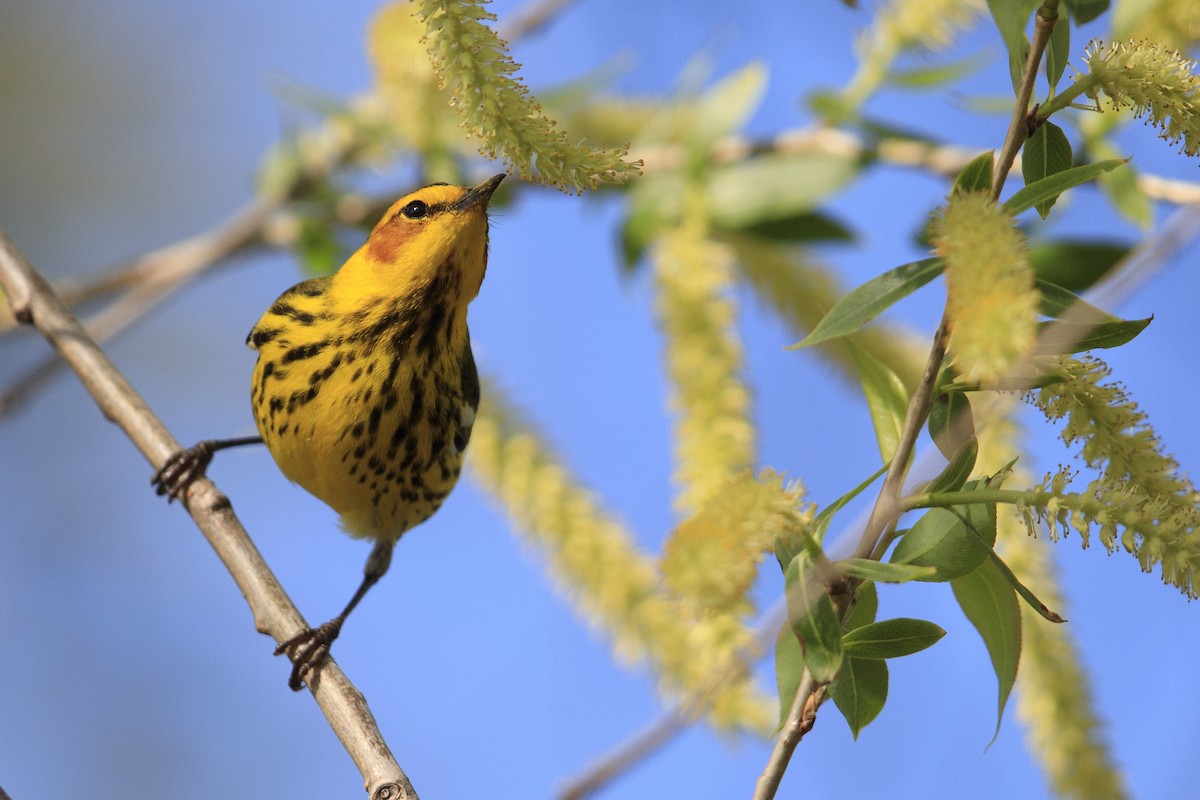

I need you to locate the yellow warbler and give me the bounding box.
[154,174,505,689]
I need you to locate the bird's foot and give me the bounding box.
[274,618,344,691]
[151,441,217,503]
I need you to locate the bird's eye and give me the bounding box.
[401,200,429,220]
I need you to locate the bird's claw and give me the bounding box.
[151,441,217,503]
[275,619,344,691]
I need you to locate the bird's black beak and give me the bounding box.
[455,173,506,212]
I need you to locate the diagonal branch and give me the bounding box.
[0,228,419,800]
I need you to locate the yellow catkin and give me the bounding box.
[1126,0,1200,52]
[1030,356,1200,597]
[974,410,1129,799]
[1081,39,1200,158]
[654,220,755,516]
[415,0,639,191]
[661,470,809,614]
[933,191,1037,385]
[467,384,771,731]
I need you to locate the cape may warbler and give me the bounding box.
[154,173,505,690]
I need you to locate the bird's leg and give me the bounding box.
[275,540,394,691]
[151,436,264,502]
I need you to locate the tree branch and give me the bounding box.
[752,672,823,800]
[752,6,1065,797]
[0,228,419,800]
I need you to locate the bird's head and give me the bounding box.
[350,173,505,305]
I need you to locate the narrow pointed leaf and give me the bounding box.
[890,480,996,581]
[1035,279,1120,322]
[1065,0,1110,24]
[928,387,975,461]
[1044,17,1070,92]
[1091,137,1151,229]
[1004,159,1127,216]
[1034,317,1152,355]
[811,464,889,542]
[1029,239,1129,291]
[977,544,1066,623]
[925,437,979,495]
[690,62,767,151]
[887,53,989,89]
[986,0,1037,93]
[1022,122,1073,218]
[837,558,937,583]
[951,558,1021,742]
[845,581,879,631]
[953,151,995,194]
[843,618,946,659]
[829,657,888,738]
[784,556,844,682]
[790,258,943,349]
[850,343,910,463]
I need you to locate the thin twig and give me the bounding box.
[992,4,1061,192]
[0,229,419,800]
[0,200,273,414]
[752,673,823,800]
[557,707,692,800]
[557,602,787,800]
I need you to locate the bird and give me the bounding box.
[153,173,505,690]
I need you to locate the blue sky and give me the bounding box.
[2,1,1198,798]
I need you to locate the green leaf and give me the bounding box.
[829,657,888,739]
[986,0,1037,93]
[890,480,997,581]
[1028,239,1130,291]
[1044,15,1070,93]
[845,581,879,632]
[773,622,806,730]
[1091,137,1152,229]
[706,152,859,229]
[618,172,685,272]
[1064,0,1110,24]
[811,464,889,542]
[618,211,657,271]
[774,523,819,575]
[849,343,910,463]
[951,558,1021,742]
[1035,279,1121,322]
[784,555,844,683]
[1004,159,1127,216]
[790,258,944,349]
[1021,122,1073,218]
[980,545,1066,623]
[296,217,343,276]
[953,151,995,195]
[928,387,975,461]
[925,437,979,495]
[729,211,855,244]
[837,558,938,584]
[887,54,989,89]
[1035,317,1152,355]
[843,618,947,659]
[689,62,768,151]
